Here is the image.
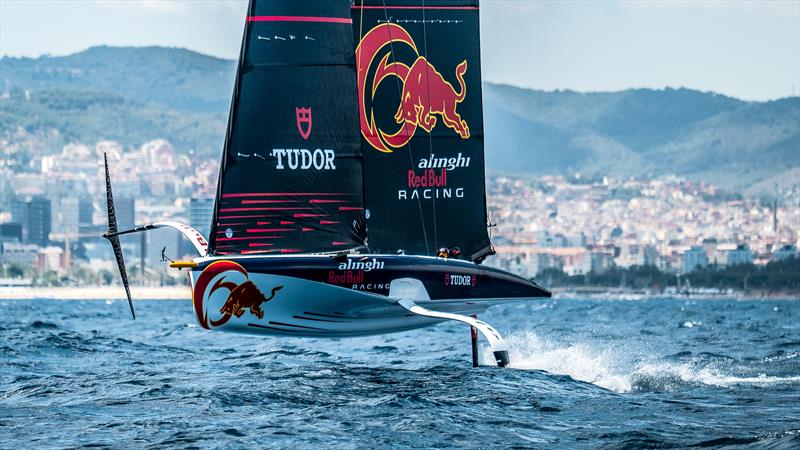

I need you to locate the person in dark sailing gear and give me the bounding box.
[448,247,462,258]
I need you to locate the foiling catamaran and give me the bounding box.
[103,0,550,367]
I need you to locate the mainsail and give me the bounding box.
[209,0,365,255]
[210,0,492,261]
[353,0,493,262]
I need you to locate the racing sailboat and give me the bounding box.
[103,0,550,367]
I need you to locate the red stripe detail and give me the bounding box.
[241,200,298,204]
[294,213,327,218]
[247,15,352,24]
[280,249,303,253]
[219,207,315,212]
[217,215,277,219]
[248,243,274,247]
[256,221,271,225]
[217,222,247,226]
[246,228,293,233]
[280,221,295,225]
[351,5,478,10]
[320,220,339,225]
[242,249,274,254]
[222,193,349,198]
[216,236,282,241]
[302,227,313,232]
[332,241,349,246]
[309,199,348,204]
[338,207,364,211]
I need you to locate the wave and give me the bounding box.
[489,331,800,393]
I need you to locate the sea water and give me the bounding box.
[1,298,798,448]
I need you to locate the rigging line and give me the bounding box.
[420,0,438,252]
[357,0,370,250]
[380,0,430,255]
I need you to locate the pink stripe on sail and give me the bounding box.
[248,243,274,247]
[256,221,271,225]
[217,215,277,219]
[320,220,339,225]
[351,5,478,10]
[309,199,348,204]
[247,15,352,24]
[242,249,273,254]
[332,241,349,246]
[338,207,364,211]
[222,193,350,198]
[241,200,299,204]
[302,227,313,232]
[294,213,327,218]
[280,249,303,253]
[216,236,282,241]
[219,207,315,212]
[246,228,293,233]
[280,221,295,225]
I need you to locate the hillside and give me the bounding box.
[484,85,800,192]
[1,46,798,193]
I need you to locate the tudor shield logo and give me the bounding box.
[296,107,312,141]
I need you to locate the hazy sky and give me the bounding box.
[1,0,798,101]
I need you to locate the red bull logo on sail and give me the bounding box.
[356,23,470,153]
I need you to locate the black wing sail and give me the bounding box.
[209,0,365,255]
[352,0,493,262]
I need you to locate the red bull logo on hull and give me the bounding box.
[192,261,283,329]
[356,23,471,153]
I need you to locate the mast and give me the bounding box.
[352,0,493,262]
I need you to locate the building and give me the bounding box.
[721,244,753,266]
[28,197,52,247]
[190,197,215,238]
[616,244,659,267]
[51,197,80,238]
[115,197,136,230]
[10,199,29,241]
[682,246,708,274]
[78,198,94,226]
[0,223,23,242]
[772,244,798,262]
[37,246,66,275]
[1,241,39,268]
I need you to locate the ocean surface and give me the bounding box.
[1,297,799,449]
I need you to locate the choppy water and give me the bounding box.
[1,298,799,449]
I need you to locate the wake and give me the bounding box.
[486,331,800,394]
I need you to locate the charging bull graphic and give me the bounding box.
[356,23,470,153]
[192,260,283,329]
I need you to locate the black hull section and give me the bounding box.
[195,254,550,301]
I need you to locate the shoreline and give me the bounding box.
[0,285,797,301]
[0,286,192,300]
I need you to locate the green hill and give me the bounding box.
[2,46,797,193]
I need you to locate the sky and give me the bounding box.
[1,0,798,101]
